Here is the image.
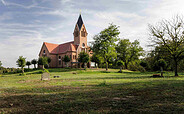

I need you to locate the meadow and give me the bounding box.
[0,68,184,113]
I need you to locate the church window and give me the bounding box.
[73,55,75,59]
[82,43,85,48]
[75,55,76,59]
[59,56,61,65]
[43,50,45,54]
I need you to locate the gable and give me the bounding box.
[39,43,50,56]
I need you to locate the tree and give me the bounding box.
[31,59,37,69]
[116,39,144,69]
[47,57,51,64]
[38,57,48,69]
[149,15,184,76]
[26,61,31,69]
[157,59,167,76]
[78,51,89,69]
[63,55,70,67]
[0,61,2,67]
[140,60,148,68]
[117,60,124,73]
[91,53,100,68]
[16,56,26,74]
[47,57,51,68]
[91,24,120,71]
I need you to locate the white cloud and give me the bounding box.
[1,0,6,5]
[1,0,184,67]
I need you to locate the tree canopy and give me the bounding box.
[63,55,70,67]
[16,56,26,74]
[149,15,184,76]
[91,24,120,71]
[26,61,31,69]
[31,59,37,69]
[78,51,89,68]
[38,57,48,69]
[116,39,144,69]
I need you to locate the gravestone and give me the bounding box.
[41,72,50,80]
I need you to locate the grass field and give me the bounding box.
[1,68,184,113]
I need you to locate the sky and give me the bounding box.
[0,0,184,68]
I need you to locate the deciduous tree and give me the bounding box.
[78,51,89,69]
[149,15,184,76]
[31,59,37,69]
[117,60,124,73]
[0,61,2,67]
[38,57,48,69]
[63,55,70,67]
[26,61,31,69]
[91,24,120,71]
[116,39,144,69]
[16,56,26,74]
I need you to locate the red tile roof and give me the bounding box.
[44,41,77,54]
[44,42,59,54]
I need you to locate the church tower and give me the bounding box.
[73,14,88,50]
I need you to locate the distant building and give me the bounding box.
[39,14,92,68]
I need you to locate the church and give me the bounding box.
[39,14,92,68]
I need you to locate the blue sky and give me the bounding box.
[0,0,184,67]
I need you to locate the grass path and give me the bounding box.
[0,68,184,113]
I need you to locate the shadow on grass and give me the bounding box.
[1,80,184,113]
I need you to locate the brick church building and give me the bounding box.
[39,14,92,68]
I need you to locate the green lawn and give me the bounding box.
[1,68,184,113]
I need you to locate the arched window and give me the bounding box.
[82,43,85,48]
[59,56,61,59]
[43,50,45,54]
[59,56,61,65]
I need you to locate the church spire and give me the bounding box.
[77,14,84,31]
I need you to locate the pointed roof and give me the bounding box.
[77,14,84,31]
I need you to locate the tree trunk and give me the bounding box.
[42,65,45,70]
[120,67,122,73]
[21,67,24,74]
[160,66,163,77]
[66,62,68,68]
[84,63,87,69]
[28,66,30,69]
[34,64,36,69]
[125,62,128,69]
[106,61,108,71]
[174,59,178,76]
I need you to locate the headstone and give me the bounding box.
[91,62,95,68]
[41,72,50,80]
